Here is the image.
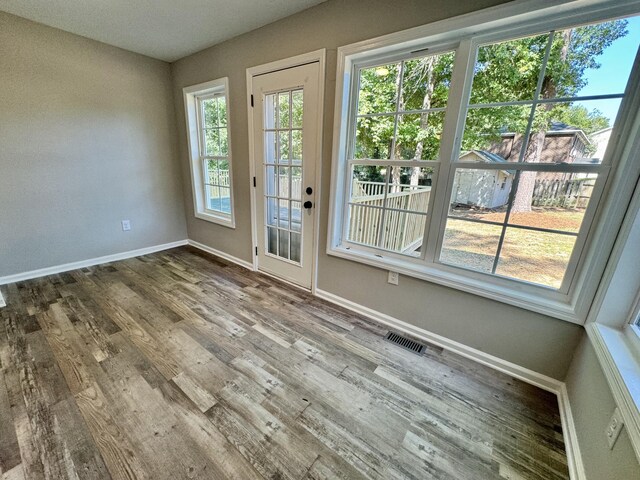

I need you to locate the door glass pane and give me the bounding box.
[278,229,290,259]
[267,226,278,255]
[266,197,278,226]
[292,90,303,127]
[263,88,303,265]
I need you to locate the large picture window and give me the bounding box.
[329,2,640,322]
[184,78,235,227]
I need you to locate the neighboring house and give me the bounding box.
[484,121,609,184]
[486,121,592,165]
[589,127,613,162]
[453,150,514,208]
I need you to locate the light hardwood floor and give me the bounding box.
[0,247,569,479]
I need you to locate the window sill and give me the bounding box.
[587,322,640,460]
[195,211,235,229]
[327,244,582,324]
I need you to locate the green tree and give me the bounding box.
[355,19,628,211]
[467,21,627,211]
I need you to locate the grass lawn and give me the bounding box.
[440,208,584,289]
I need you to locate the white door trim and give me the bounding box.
[246,49,326,294]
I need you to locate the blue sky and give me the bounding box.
[576,15,640,124]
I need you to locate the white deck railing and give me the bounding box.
[349,180,431,253]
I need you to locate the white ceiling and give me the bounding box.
[0,0,327,62]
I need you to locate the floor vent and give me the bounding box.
[384,331,425,355]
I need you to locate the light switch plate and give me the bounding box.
[122,220,131,231]
[388,271,399,285]
[605,407,624,449]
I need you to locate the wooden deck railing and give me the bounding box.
[349,180,431,253]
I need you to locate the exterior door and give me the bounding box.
[251,62,320,288]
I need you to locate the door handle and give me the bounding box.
[306,187,313,195]
[303,201,313,209]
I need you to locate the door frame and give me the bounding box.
[246,49,326,293]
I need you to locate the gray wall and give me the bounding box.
[171,0,581,380]
[0,12,187,278]
[565,333,640,480]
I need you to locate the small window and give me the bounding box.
[183,78,235,227]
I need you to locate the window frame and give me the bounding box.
[183,77,236,228]
[327,0,640,324]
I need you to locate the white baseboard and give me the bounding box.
[314,288,585,480]
[187,239,254,270]
[315,288,562,392]
[557,383,587,480]
[0,240,188,286]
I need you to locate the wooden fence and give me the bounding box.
[349,180,431,253]
[532,178,595,208]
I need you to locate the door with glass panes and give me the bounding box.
[251,62,320,288]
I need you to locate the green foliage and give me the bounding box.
[354,20,628,163]
[355,53,454,161]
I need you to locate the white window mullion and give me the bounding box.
[426,38,476,265]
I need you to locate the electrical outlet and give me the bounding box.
[121,220,131,232]
[605,407,624,449]
[388,271,399,285]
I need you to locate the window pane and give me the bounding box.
[381,211,427,256]
[449,168,514,223]
[291,166,302,200]
[205,128,221,156]
[440,219,502,274]
[279,199,290,229]
[401,52,455,110]
[347,204,383,248]
[266,166,276,196]
[292,129,302,164]
[217,96,227,126]
[203,98,218,127]
[279,131,290,163]
[278,167,289,197]
[217,187,231,214]
[496,228,576,288]
[350,164,388,200]
[219,128,229,156]
[291,201,302,232]
[267,226,277,255]
[206,159,219,186]
[387,166,433,214]
[278,229,290,259]
[290,232,301,263]
[278,92,290,129]
[471,33,550,104]
[526,99,621,164]
[266,197,278,226]
[509,171,597,233]
[459,105,532,161]
[355,115,393,159]
[395,112,445,160]
[545,21,635,98]
[218,160,230,186]
[358,63,400,115]
[265,131,277,164]
[206,185,219,210]
[265,93,277,130]
[292,90,303,128]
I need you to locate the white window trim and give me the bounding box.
[328,0,640,324]
[586,170,640,461]
[183,77,236,228]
